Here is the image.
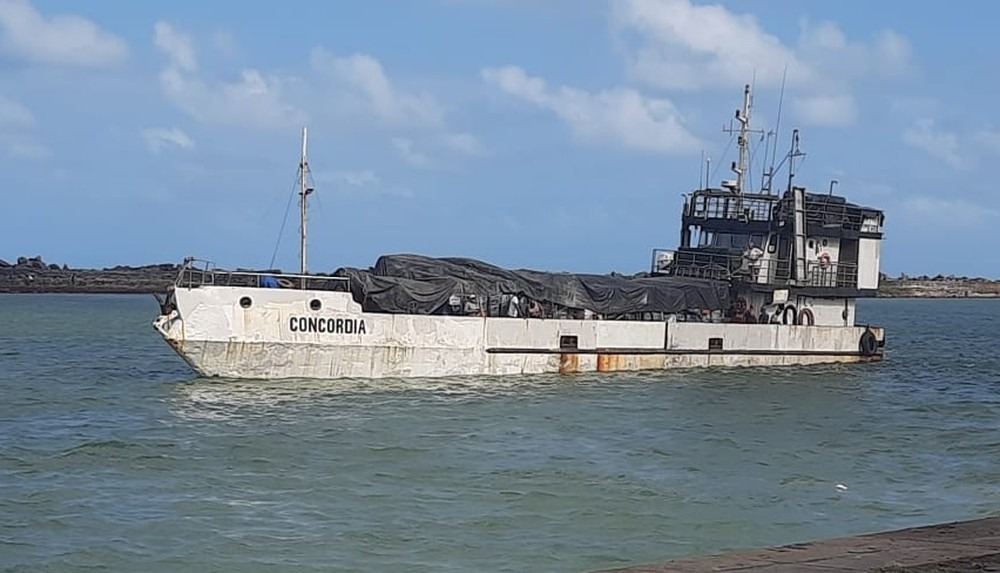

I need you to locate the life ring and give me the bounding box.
[782,304,797,325]
[797,307,815,326]
[277,277,295,288]
[817,252,832,268]
[859,329,878,356]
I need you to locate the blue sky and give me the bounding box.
[1,0,997,277]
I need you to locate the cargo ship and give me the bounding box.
[153,85,886,380]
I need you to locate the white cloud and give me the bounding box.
[332,170,380,187]
[392,137,434,169]
[310,48,445,128]
[612,0,911,93]
[903,196,998,227]
[159,67,305,130]
[0,0,127,67]
[2,138,47,159]
[441,132,484,156]
[899,120,1000,170]
[0,95,46,159]
[481,65,700,154]
[149,24,480,172]
[315,169,413,198]
[792,94,857,127]
[610,0,911,128]
[154,21,197,73]
[613,0,809,91]
[388,133,485,170]
[141,127,195,154]
[154,22,305,131]
[797,22,912,81]
[150,24,477,151]
[902,119,964,169]
[0,95,34,128]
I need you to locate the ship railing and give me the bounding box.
[772,196,867,232]
[662,250,860,290]
[686,193,778,223]
[803,260,858,289]
[805,205,864,232]
[174,258,350,291]
[667,250,747,281]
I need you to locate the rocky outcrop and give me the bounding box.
[0,255,179,294]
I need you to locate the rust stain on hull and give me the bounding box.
[559,353,579,373]
[597,353,667,372]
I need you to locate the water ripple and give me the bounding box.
[2,295,1000,572]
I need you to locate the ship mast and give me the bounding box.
[734,83,751,196]
[298,127,313,283]
[723,84,754,212]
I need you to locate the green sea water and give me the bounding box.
[1,294,998,572]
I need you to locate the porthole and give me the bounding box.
[808,240,814,249]
[239,296,252,309]
[310,298,322,311]
[822,238,828,247]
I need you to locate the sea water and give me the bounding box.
[1,294,998,572]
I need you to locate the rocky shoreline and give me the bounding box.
[878,275,1000,298]
[0,256,179,294]
[1,256,998,298]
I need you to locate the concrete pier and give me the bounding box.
[593,517,1000,573]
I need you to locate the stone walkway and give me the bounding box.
[592,517,1000,573]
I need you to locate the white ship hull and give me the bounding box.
[153,285,884,380]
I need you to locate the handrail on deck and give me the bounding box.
[659,249,860,289]
[174,257,349,291]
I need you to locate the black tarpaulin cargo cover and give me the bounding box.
[333,254,729,315]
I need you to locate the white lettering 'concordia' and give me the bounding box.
[289,316,367,334]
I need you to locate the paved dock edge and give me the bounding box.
[591,516,1000,572]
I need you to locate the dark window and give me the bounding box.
[708,337,724,351]
[239,296,252,309]
[559,335,578,350]
[310,298,322,311]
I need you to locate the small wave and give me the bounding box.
[54,439,175,460]
[365,444,433,455]
[778,474,826,486]
[56,440,134,457]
